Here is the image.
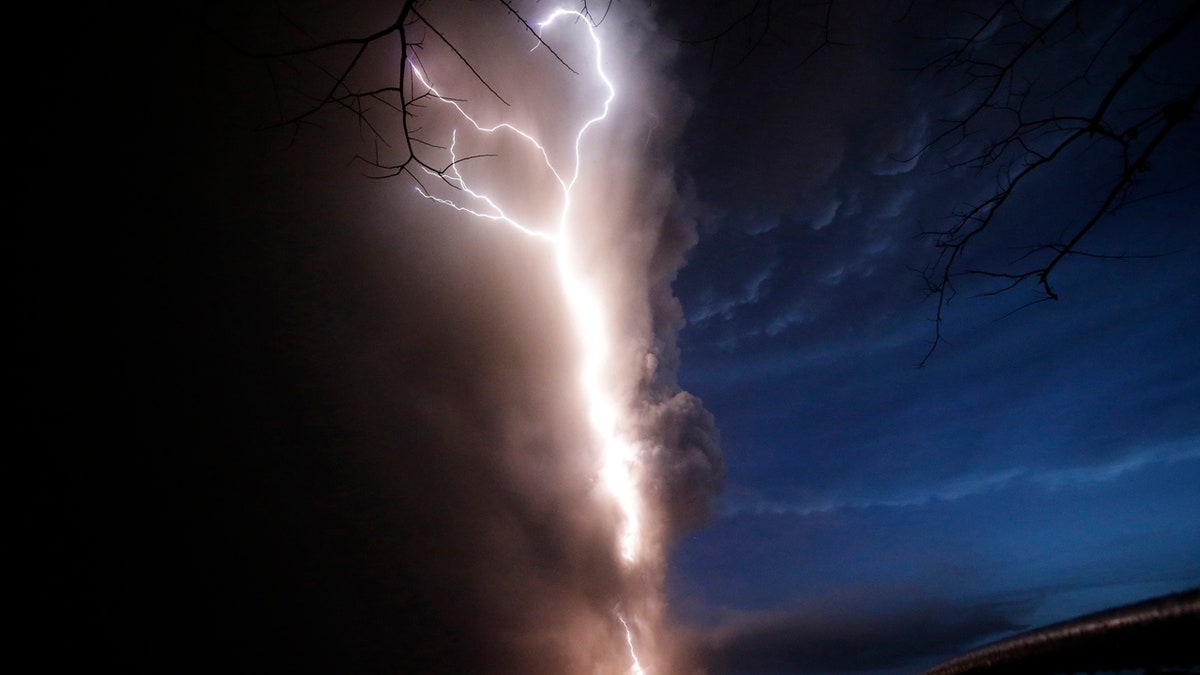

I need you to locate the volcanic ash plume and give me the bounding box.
[394,1,722,671]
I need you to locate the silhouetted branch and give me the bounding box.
[914,0,1199,365]
[226,0,585,182]
[678,1,851,70]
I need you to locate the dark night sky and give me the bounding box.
[664,1,1200,672]
[36,1,1198,674]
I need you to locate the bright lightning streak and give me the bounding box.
[413,7,650,672]
[620,614,646,675]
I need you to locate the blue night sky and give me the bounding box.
[44,1,1197,674]
[662,0,1200,671]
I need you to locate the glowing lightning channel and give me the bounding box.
[620,614,647,675]
[413,7,650,672]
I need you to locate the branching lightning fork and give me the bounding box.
[412,8,651,673]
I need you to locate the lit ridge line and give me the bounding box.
[412,7,650,672]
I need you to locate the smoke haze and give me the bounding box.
[49,1,718,673]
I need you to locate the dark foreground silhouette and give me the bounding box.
[924,588,1199,675]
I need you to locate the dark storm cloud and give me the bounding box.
[695,597,1029,674]
[674,198,926,356]
[670,0,1200,368]
[666,0,935,210]
[666,2,952,359]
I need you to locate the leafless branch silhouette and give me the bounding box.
[910,0,1198,365]
[220,0,591,183]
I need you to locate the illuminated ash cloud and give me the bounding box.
[639,384,723,534]
[71,0,720,673]
[399,0,722,671]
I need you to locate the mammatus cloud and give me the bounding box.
[687,261,779,325]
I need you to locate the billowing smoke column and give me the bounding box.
[404,1,721,671]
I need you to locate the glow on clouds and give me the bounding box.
[412,7,656,673]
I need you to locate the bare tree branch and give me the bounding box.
[219,0,586,183]
[677,1,851,70]
[913,0,1199,366]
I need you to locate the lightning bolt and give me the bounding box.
[412,7,651,673]
[620,613,647,675]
